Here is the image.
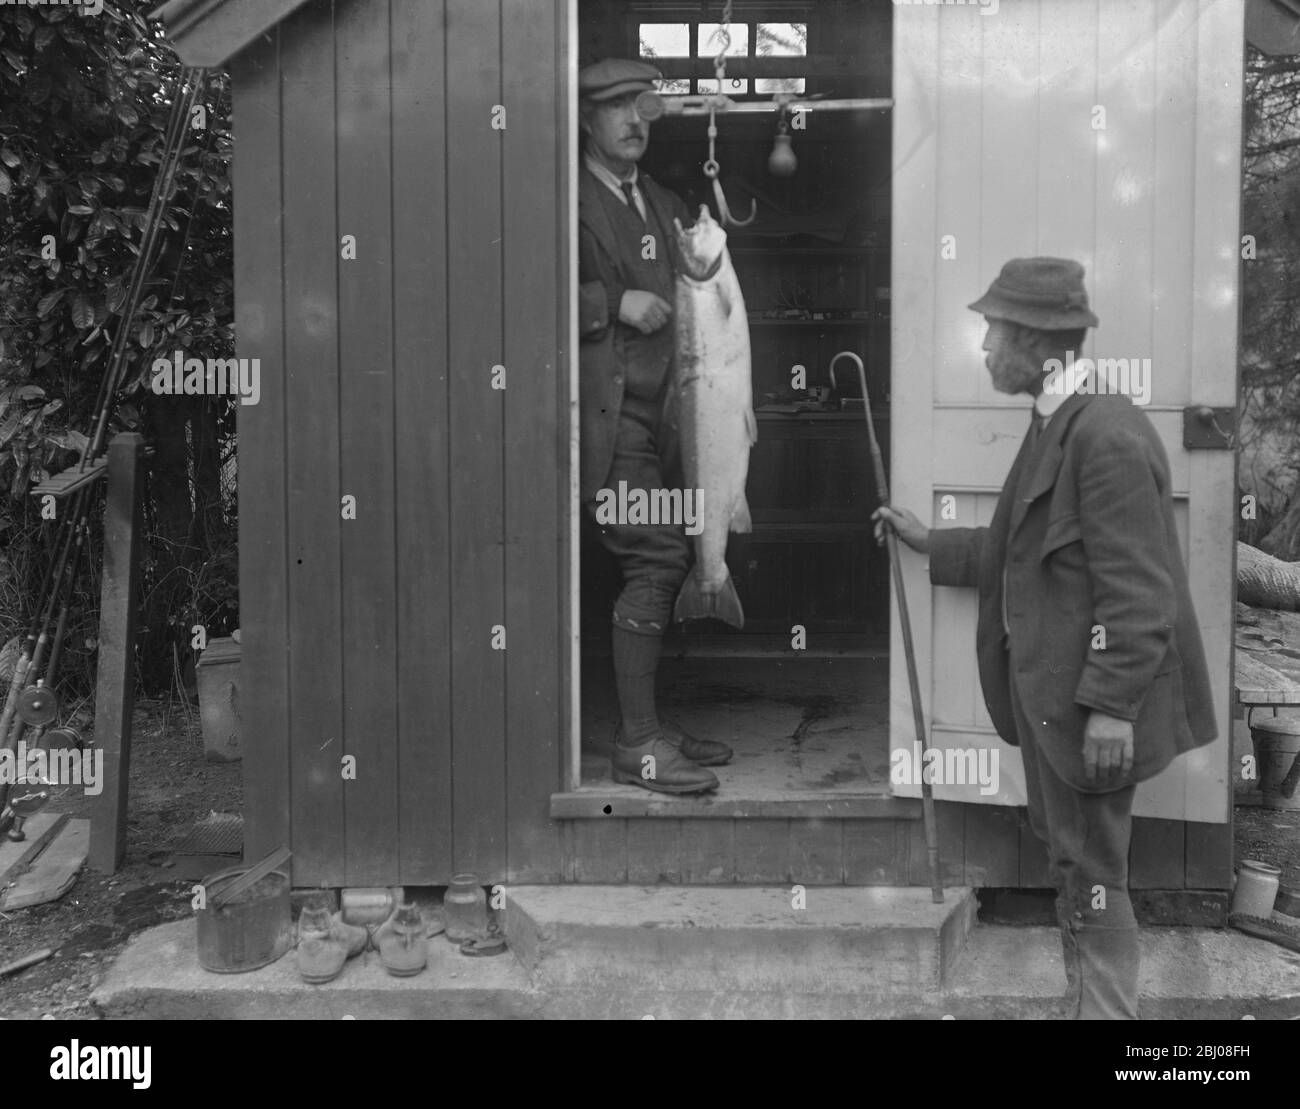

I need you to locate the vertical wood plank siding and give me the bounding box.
[282,1,345,883]
[336,0,401,886]
[237,0,565,885]
[445,0,508,879]
[502,0,565,883]
[231,31,290,864]
[391,0,453,885]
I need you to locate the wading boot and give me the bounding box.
[1055,894,1083,1018]
[611,734,719,794]
[613,718,732,767]
[1073,922,1140,1019]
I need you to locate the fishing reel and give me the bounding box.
[0,780,52,842]
[15,682,59,727]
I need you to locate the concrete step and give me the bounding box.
[89,917,1300,1020]
[504,885,977,993]
[89,897,1300,1020]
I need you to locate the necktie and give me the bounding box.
[620,181,643,223]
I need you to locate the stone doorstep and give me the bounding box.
[89,890,1300,1020]
[504,885,978,994]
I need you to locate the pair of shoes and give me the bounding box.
[297,903,366,984]
[611,733,719,794]
[612,718,732,767]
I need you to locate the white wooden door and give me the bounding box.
[889,0,1241,822]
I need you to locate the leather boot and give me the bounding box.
[297,903,348,984]
[331,911,368,958]
[613,718,732,767]
[611,734,719,794]
[1072,922,1140,1020]
[374,901,428,977]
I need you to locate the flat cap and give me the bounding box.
[579,58,661,102]
[968,257,1100,330]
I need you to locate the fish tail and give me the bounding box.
[673,569,745,629]
[730,493,752,534]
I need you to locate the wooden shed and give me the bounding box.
[154,0,1249,899]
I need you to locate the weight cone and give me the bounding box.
[16,686,58,726]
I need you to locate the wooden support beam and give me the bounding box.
[88,433,145,874]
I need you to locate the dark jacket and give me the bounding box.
[577,164,692,503]
[927,392,1218,792]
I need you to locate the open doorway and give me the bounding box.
[576,0,893,803]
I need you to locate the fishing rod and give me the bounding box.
[0,520,90,839]
[0,66,207,834]
[0,501,88,816]
[0,489,86,763]
[830,351,943,904]
[83,68,205,467]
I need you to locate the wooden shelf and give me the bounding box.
[755,408,887,421]
[731,245,881,256]
[747,316,874,327]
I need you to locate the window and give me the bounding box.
[637,17,807,98]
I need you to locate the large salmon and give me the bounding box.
[669,205,756,629]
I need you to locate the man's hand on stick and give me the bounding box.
[872,505,930,554]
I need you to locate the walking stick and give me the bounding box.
[830,352,942,903]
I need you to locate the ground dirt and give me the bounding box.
[0,699,239,1019]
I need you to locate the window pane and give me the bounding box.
[756,23,806,56]
[658,78,691,95]
[755,77,805,94]
[639,23,690,57]
[698,77,749,95]
[697,22,749,57]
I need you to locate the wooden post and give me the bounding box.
[88,433,145,874]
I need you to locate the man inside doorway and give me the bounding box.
[873,258,1217,1018]
[578,58,731,794]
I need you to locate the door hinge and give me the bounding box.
[1182,405,1235,450]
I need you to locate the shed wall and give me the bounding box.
[233,0,568,886]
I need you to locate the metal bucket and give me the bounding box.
[1249,715,1300,811]
[196,864,293,973]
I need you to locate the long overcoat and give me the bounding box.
[577,166,692,503]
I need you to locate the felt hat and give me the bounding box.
[579,58,662,102]
[968,257,1100,329]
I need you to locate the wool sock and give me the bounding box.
[612,625,662,748]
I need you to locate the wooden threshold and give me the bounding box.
[550,788,920,820]
[656,633,888,660]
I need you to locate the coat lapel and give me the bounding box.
[1008,391,1091,539]
[579,166,619,261]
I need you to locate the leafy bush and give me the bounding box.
[0,1,236,697]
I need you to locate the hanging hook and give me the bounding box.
[701,108,756,228]
[709,174,757,228]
